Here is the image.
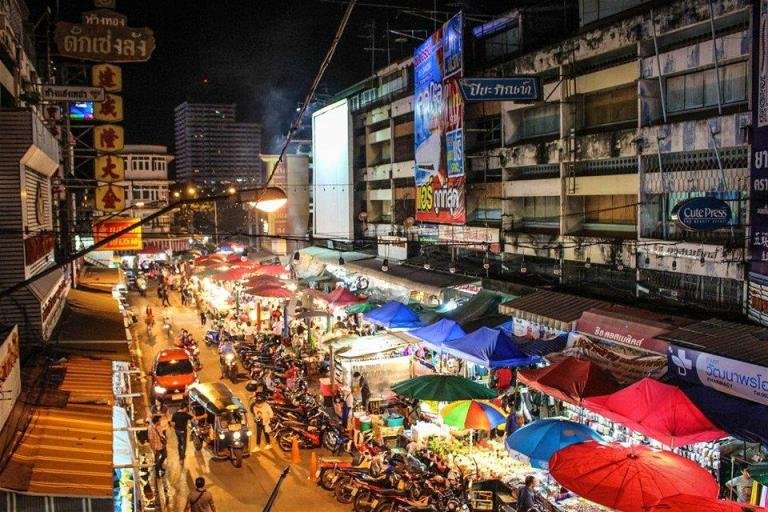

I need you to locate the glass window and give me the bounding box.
[583,85,637,129]
[482,25,520,61]
[665,62,747,113]
[523,196,559,223]
[522,104,560,139]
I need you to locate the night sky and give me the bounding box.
[27,1,511,158]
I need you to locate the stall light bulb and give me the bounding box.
[449,264,456,274]
[381,259,389,272]
[423,262,431,270]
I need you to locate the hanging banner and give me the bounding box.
[94,154,125,183]
[92,63,122,92]
[94,124,124,152]
[668,345,768,406]
[54,10,156,63]
[93,93,123,122]
[95,183,125,212]
[414,12,465,225]
[93,218,142,250]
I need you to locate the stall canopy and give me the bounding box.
[246,286,293,298]
[407,319,466,351]
[583,378,727,447]
[212,266,255,281]
[499,290,608,332]
[495,321,569,357]
[517,356,620,406]
[680,382,768,446]
[255,263,287,277]
[442,327,541,368]
[364,300,423,329]
[323,286,365,307]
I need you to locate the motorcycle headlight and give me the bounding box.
[153,385,167,394]
[246,430,252,436]
[218,433,226,440]
[233,431,241,440]
[225,353,235,363]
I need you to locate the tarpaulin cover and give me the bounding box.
[680,382,768,446]
[408,318,467,351]
[442,327,541,368]
[364,300,423,329]
[445,290,504,324]
[323,286,365,307]
[518,356,620,406]
[584,378,727,447]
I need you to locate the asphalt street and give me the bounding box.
[129,287,348,512]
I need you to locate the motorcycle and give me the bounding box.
[220,351,238,383]
[275,411,342,452]
[316,451,374,491]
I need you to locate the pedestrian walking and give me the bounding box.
[171,404,193,462]
[184,476,216,512]
[148,415,168,477]
[353,371,371,411]
[200,310,207,326]
[161,288,171,307]
[250,397,274,452]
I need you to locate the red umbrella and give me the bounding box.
[517,357,620,406]
[225,253,248,263]
[255,263,286,277]
[322,286,365,307]
[649,494,768,512]
[246,275,284,288]
[549,442,719,512]
[246,286,293,298]
[211,266,256,281]
[583,378,726,447]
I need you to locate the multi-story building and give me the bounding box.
[173,102,262,186]
[315,0,754,318]
[117,144,174,233]
[0,0,68,342]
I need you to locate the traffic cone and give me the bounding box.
[291,436,300,464]
[308,451,318,480]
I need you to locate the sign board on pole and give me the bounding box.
[458,77,541,102]
[95,183,125,212]
[42,85,105,103]
[671,196,732,232]
[54,10,156,63]
[94,124,124,153]
[93,93,123,122]
[92,63,122,92]
[94,155,125,183]
[93,218,142,250]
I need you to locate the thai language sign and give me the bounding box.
[458,77,541,102]
[414,12,465,225]
[41,85,105,103]
[668,345,768,406]
[54,9,156,63]
[93,218,142,251]
[751,2,768,275]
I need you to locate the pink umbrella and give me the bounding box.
[255,264,286,277]
[583,378,726,447]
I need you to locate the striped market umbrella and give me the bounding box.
[441,400,507,430]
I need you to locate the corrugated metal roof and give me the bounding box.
[348,259,479,297]
[55,289,126,343]
[0,357,114,498]
[658,318,768,366]
[499,290,608,325]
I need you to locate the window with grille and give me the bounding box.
[522,103,560,139]
[580,0,649,26]
[481,24,520,61]
[665,62,747,113]
[584,194,636,224]
[582,85,637,129]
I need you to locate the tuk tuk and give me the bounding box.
[188,382,250,467]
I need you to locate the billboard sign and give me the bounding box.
[671,196,732,231]
[668,344,768,406]
[92,63,122,92]
[93,218,142,251]
[95,183,125,212]
[41,85,105,103]
[54,10,156,63]
[458,77,542,102]
[95,155,125,183]
[414,12,465,225]
[93,93,123,122]
[93,124,124,153]
[751,2,768,276]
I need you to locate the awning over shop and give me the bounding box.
[576,305,692,354]
[0,357,114,497]
[443,327,541,368]
[77,266,123,293]
[27,266,65,302]
[499,290,608,332]
[347,259,480,300]
[332,333,407,360]
[55,289,127,347]
[659,318,768,367]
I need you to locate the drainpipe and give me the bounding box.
[707,0,724,115]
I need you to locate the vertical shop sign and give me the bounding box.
[750,3,768,324]
[414,12,465,225]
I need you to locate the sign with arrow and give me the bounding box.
[42,85,105,103]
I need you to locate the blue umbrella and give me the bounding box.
[505,418,604,469]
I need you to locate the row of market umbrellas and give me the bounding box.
[391,374,759,512]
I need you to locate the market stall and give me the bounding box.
[364,300,423,330]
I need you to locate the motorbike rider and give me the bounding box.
[136,274,147,297]
[218,338,236,379]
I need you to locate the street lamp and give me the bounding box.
[241,187,288,213]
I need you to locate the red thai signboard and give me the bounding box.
[24,233,56,266]
[93,218,142,251]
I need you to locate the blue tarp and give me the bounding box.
[496,321,568,357]
[442,327,542,368]
[364,300,423,329]
[408,319,467,351]
[680,381,768,446]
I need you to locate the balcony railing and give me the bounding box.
[507,164,560,180]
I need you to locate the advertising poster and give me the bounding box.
[93,218,142,250]
[414,13,465,224]
[751,2,768,277]
[668,345,768,406]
